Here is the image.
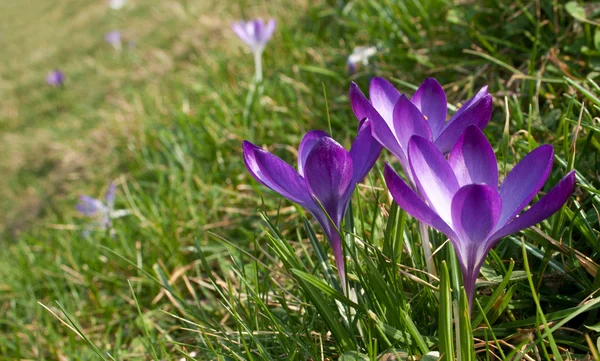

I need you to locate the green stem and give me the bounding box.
[254,50,263,83]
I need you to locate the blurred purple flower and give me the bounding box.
[46,70,64,86]
[232,18,276,82]
[76,182,129,235]
[104,31,122,48]
[243,121,381,289]
[384,125,576,307]
[232,18,276,55]
[350,77,492,173]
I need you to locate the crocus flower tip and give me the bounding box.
[232,18,276,54]
[352,76,493,162]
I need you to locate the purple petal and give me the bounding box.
[260,19,276,43]
[448,125,498,187]
[349,82,371,121]
[304,137,354,226]
[352,82,405,162]
[434,94,492,154]
[451,86,489,121]
[411,78,447,139]
[408,136,459,224]
[451,184,502,251]
[369,77,401,125]
[392,94,433,154]
[105,182,117,209]
[490,171,575,242]
[232,21,255,48]
[350,119,382,184]
[249,19,261,37]
[450,184,502,306]
[46,70,64,86]
[76,196,104,216]
[384,164,456,239]
[298,130,329,177]
[496,145,554,229]
[242,141,312,206]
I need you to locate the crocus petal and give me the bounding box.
[352,83,405,162]
[393,94,433,153]
[496,144,554,229]
[450,184,502,306]
[232,22,255,48]
[261,19,276,43]
[448,125,498,187]
[304,137,354,225]
[298,130,329,177]
[76,196,105,216]
[451,184,502,255]
[411,78,447,139]
[248,20,260,38]
[384,164,457,240]
[490,171,575,242]
[451,86,489,121]
[105,182,117,210]
[434,94,492,154]
[350,119,382,185]
[242,141,312,206]
[369,77,401,125]
[349,82,371,121]
[408,136,459,225]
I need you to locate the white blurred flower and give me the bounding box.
[109,0,126,10]
[347,46,377,73]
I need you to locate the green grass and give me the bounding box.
[1,0,600,359]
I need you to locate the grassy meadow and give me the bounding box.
[1,0,600,359]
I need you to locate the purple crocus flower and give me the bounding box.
[46,70,65,87]
[350,77,492,173]
[104,31,122,48]
[232,18,276,55]
[232,18,276,82]
[76,182,130,235]
[384,125,576,307]
[243,120,381,289]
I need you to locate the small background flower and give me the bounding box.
[109,0,126,10]
[231,18,276,54]
[46,70,64,86]
[76,182,130,236]
[104,31,122,49]
[232,18,276,82]
[347,46,377,74]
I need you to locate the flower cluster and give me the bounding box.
[243,77,575,307]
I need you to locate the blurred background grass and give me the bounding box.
[1,0,600,359]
